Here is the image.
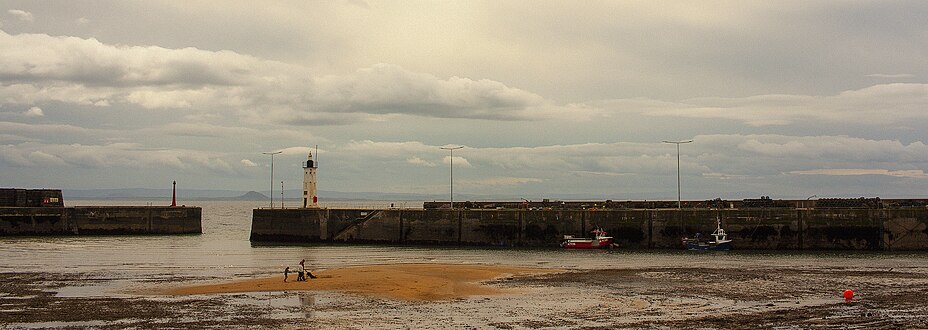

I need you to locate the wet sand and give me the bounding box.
[4,263,928,328]
[157,263,561,301]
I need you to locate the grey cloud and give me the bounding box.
[476,2,928,101]
[312,64,546,120]
[7,9,33,22]
[151,123,253,138]
[345,135,928,178]
[595,83,928,126]
[407,157,436,167]
[0,121,98,139]
[4,134,922,198]
[310,135,926,198]
[0,83,114,106]
[0,133,34,143]
[789,169,926,179]
[146,121,329,143]
[147,123,318,142]
[0,142,238,175]
[278,111,370,126]
[339,140,436,158]
[23,106,43,117]
[457,177,543,188]
[732,135,928,163]
[0,30,552,122]
[866,73,915,78]
[0,30,267,87]
[442,156,472,168]
[1,2,926,198]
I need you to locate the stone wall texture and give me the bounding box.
[251,208,928,250]
[1,206,201,235]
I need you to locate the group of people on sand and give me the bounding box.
[284,259,317,282]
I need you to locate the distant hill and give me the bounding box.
[59,187,840,202]
[232,191,268,201]
[63,188,271,201]
[60,188,658,201]
[62,188,449,201]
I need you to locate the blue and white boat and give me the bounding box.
[682,218,732,251]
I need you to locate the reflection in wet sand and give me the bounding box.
[300,292,314,319]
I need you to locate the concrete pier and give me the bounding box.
[251,207,928,250]
[0,206,202,235]
[1,188,201,236]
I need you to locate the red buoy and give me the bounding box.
[843,289,854,301]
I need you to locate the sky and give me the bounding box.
[1,1,927,200]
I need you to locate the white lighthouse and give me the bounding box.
[302,151,318,208]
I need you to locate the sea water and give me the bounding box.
[1,200,926,293]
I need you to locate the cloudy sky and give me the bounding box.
[1,1,927,200]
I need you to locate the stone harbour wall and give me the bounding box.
[0,206,201,235]
[251,208,928,250]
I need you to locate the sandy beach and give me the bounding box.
[156,263,561,301]
[4,261,928,328]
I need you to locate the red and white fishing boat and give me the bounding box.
[561,228,614,249]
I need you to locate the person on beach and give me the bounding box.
[284,266,290,282]
[298,259,318,280]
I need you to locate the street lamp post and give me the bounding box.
[662,140,693,209]
[262,151,282,209]
[440,145,464,210]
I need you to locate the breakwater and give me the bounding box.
[251,208,928,250]
[1,188,201,235]
[0,206,202,235]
